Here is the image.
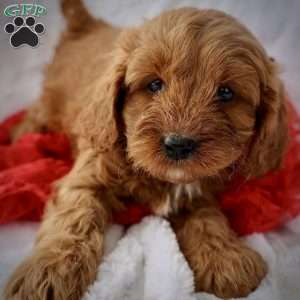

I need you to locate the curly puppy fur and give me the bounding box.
[5,0,288,299]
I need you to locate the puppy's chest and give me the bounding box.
[120,178,203,217]
[154,183,203,217]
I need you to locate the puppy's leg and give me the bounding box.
[171,205,267,298]
[10,87,61,142]
[4,150,112,300]
[10,101,49,142]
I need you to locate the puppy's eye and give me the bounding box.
[147,79,164,93]
[216,86,234,102]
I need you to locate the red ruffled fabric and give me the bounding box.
[0,111,72,224]
[220,102,300,235]
[0,102,300,236]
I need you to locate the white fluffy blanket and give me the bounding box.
[0,0,300,299]
[1,217,300,300]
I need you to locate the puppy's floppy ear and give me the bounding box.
[76,29,139,152]
[243,60,288,177]
[76,57,127,152]
[76,28,141,153]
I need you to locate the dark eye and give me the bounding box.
[217,86,234,102]
[147,79,164,93]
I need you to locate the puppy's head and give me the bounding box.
[79,8,287,184]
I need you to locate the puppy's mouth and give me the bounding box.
[163,168,198,184]
[158,134,200,183]
[127,128,241,184]
[129,145,239,185]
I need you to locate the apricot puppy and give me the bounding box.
[5,0,288,299]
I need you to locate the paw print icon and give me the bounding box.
[4,16,45,48]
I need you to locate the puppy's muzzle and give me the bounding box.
[163,134,197,160]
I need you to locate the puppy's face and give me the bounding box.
[80,8,287,184]
[122,9,277,183]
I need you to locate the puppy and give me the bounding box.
[5,0,288,299]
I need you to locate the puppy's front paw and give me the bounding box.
[4,250,90,300]
[194,243,267,298]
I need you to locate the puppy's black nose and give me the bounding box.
[163,134,197,160]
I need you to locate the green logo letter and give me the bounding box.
[4,4,20,17]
